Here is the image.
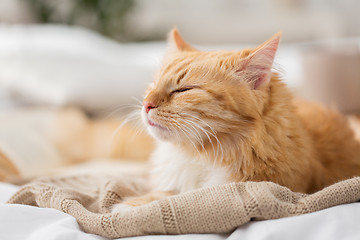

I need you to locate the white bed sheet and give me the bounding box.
[0,182,360,240]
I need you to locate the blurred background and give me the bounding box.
[2,0,360,43]
[0,0,359,180]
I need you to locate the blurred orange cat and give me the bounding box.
[113,29,360,211]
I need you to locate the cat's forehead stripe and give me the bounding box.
[172,60,192,74]
[160,51,245,85]
[176,70,188,84]
[162,60,186,77]
[161,58,194,84]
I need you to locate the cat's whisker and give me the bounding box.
[178,122,204,153]
[196,125,219,165]
[129,114,148,143]
[170,123,187,145]
[180,119,206,152]
[176,117,207,154]
[186,116,224,162]
[111,109,142,140]
[130,96,144,106]
[180,113,218,139]
[134,117,146,133]
[105,104,142,120]
[166,114,201,145]
[107,109,144,158]
[169,117,202,156]
[180,117,213,159]
[179,112,225,164]
[178,126,202,156]
[195,122,222,166]
[188,122,213,159]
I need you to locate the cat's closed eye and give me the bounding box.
[170,87,193,95]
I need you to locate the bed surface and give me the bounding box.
[1,182,360,240]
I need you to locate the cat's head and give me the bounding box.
[142,28,281,150]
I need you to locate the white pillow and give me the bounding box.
[0,24,164,112]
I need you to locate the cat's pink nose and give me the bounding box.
[143,101,157,113]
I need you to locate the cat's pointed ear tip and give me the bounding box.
[170,27,180,37]
[167,27,196,52]
[272,32,282,42]
[264,32,282,49]
[275,32,282,37]
[168,27,181,42]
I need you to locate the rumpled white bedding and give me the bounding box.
[1,182,360,240]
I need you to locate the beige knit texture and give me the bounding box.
[7,174,360,238]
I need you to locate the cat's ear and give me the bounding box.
[237,32,281,89]
[168,27,196,52]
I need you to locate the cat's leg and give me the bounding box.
[111,191,174,213]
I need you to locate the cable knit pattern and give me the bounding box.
[7,174,360,238]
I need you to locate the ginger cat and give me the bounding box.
[113,29,360,211]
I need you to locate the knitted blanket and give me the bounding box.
[7,174,360,239]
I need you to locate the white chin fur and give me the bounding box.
[147,125,172,141]
[150,142,230,193]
